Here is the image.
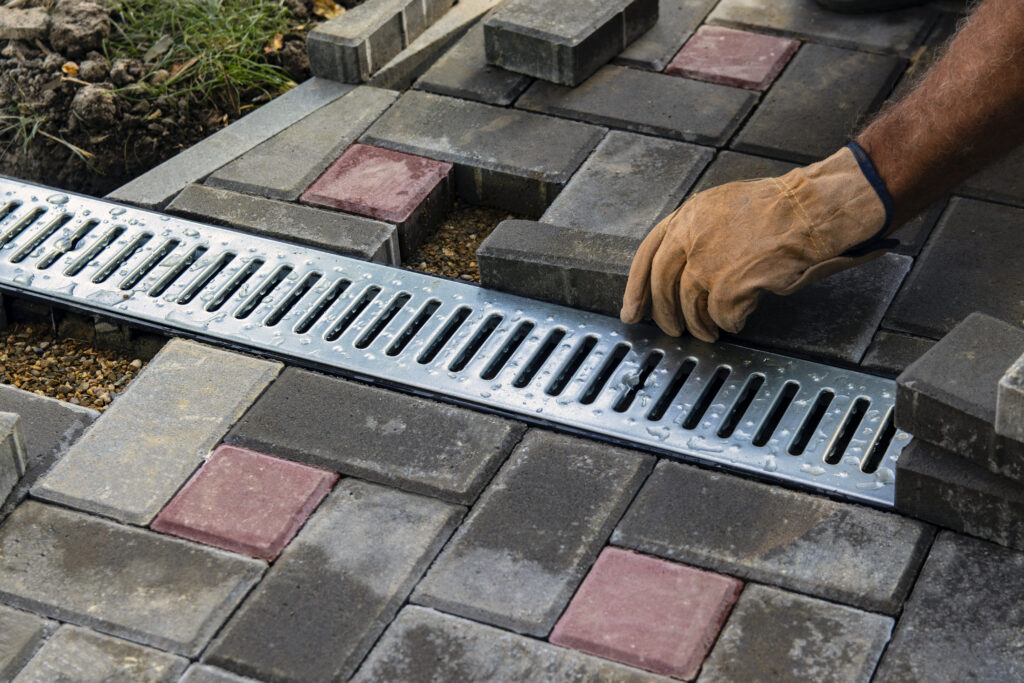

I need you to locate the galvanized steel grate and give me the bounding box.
[0,176,909,506]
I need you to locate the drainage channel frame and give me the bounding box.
[0,177,909,508]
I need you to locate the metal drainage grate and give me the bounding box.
[0,176,909,507]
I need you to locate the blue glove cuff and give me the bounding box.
[843,141,898,257]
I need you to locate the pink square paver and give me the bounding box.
[550,547,742,680]
[152,444,337,560]
[665,26,799,91]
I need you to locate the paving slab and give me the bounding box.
[998,353,1024,443]
[180,664,261,683]
[205,479,462,683]
[166,184,400,265]
[411,430,654,636]
[518,64,758,146]
[13,625,188,683]
[551,547,742,679]
[106,78,353,210]
[362,90,605,216]
[874,531,1024,681]
[885,198,1024,339]
[732,43,903,163]
[0,501,265,656]
[224,367,524,505]
[958,145,1024,209]
[612,460,934,615]
[0,412,24,510]
[666,25,798,90]
[698,584,893,683]
[540,131,713,239]
[861,330,936,377]
[352,606,670,682]
[0,605,54,682]
[615,0,717,71]
[206,86,398,201]
[32,339,281,526]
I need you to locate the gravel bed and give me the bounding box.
[404,202,520,283]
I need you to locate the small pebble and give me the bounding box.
[404,202,521,283]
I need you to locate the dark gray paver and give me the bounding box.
[478,219,634,315]
[166,184,399,264]
[541,131,713,239]
[206,86,397,201]
[14,626,188,683]
[205,479,462,683]
[352,606,669,682]
[106,79,353,209]
[518,64,758,146]
[999,353,1024,443]
[0,413,23,510]
[874,531,1024,681]
[0,605,54,682]
[890,11,957,102]
[861,330,936,377]
[412,430,654,636]
[180,664,261,683]
[615,0,717,70]
[612,460,934,615]
[885,198,1024,339]
[733,252,913,365]
[732,44,903,163]
[896,312,1024,482]
[707,0,935,56]
[958,145,1024,208]
[698,584,893,683]
[224,368,525,505]
[32,339,281,525]
[0,501,265,656]
[415,23,533,106]
[362,90,605,216]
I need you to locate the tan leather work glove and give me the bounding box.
[620,144,897,342]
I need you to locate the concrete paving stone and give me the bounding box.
[666,25,799,91]
[518,65,758,147]
[32,339,281,526]
[698,584,893,683]
[224,367,524,505]
[0,501,265,656]
[958,145,1024,209]
[707,0,935,56]
[477,219,634,316]
[540,131,713,239]
[890,11,957,102]
[861,330,936,377]
[551,547,742,679]
[874,531,1024,681]
[895,312,1024,482]
[0,412,24,511]
[205,479,462,683]
[998,353,1024,443]
[180,664,261,683]
[895,439,1024,551]
[300,143,454,258]
[612,460,934,615]
[362,90,605,216]
[615,0,717,71]
[415,23,533,106]
[151,444,337,560]
[13,626,188,683]
[166,184,399,265]
[0,7,50,41]
[732,43,903,163]
[483,0,658,87]
[411,430,654,636]
[884,198,1024,339]
[0,605,54,682]
[733,252,913,365]
[107,78,353,210]
[206,86,397,201]
[352,606,670,682]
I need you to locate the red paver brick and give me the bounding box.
[151,444,337,560]
[550,547,742,680]
[665,26,799,91]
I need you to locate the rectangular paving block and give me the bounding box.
[205,479,462,683]
[732,43,903,163]
[518,64,758,146]
[362,90,606,216]
[699,584,894,683]
[875,532,1024,680]
[411,430,654,636]
[612,460,934,615]
[998,353,1024,443]
[33,339,281,525]
[0,605,54,681]
[0,501,265,656]
[166,184,400,265]
[224,367,525,505]
[0,412,24,509]
[541,131,713,239]
[107,78,353,209]
[861,330,936,378]
[959,145,1024,209]
[206,86,398,201]
[666,25,799,90]
[483,0,658,86]
[615,0,717,71]
[181,664,262,683]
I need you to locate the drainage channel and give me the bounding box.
[0,176,908,507]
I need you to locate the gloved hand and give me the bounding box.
[620,144,896,342]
